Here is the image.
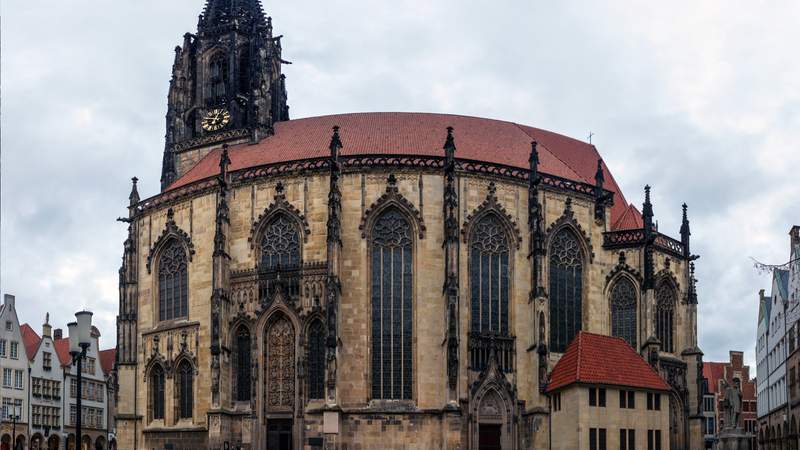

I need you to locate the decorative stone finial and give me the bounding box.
[329,126,343,157]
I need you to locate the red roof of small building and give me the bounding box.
[99,348,117,376]
[703,362,727,394]
[546,331,670,393]
[20,324,41,361]
[613,204,645,230]
[169,112,638,229]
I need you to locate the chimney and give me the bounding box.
[759,289,765,302]
[3,294,15,309]
[790,225,800,248]
[42,313,52,338]
[54,328,63,340]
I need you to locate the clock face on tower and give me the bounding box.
[201,108,232,132]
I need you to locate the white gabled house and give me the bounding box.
[22,314,64,450]
[0,294,29,449]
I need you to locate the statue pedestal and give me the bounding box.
[715,428,752,450]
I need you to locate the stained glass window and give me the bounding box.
[266,316,295,409]
[158,240,188,322]
[370,209,413,400]
[610,277,637,348]
[260,215,301,271]
[469,215,510,335]
[150,366,165,420]
[177,361,193,419]
[307,319,326,400]
[549,228,583,353]
[235,327,251,402]
[655,282,676,353]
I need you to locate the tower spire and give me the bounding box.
[199,0,268,31]
[680,203,691,258]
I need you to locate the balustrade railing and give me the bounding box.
[468,332,515,373]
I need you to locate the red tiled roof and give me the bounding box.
[20,324,41,361]
[703,362,727,394]
[169,112,636,229]
[613,204,644,230]
[54,338,72,367]
[546,331,670,392]
[99,348,117,376]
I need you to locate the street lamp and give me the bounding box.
[10,403,20,450]
[68,310,93,450]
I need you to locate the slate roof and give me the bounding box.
[775,269,790,300]
[546,331,670,393]
[169,112,637,229]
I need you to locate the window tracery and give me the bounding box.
[307,319,325,400]
[235,326,251,402]
[549,228,583,353]
[469,215,510,335]
[266,316,295,409]
[610,277,637,348]
[177,360,193,419]
[656,282,676,353]
[259,215,301,271]
[158,240,188,322]
[209,52,228,105]
[150,366,165,421]
[370,209,413,400]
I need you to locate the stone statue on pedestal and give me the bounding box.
[715,378,750,450]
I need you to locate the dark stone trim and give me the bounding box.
[136,155,616,216]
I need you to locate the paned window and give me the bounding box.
[0,339,5,357]
[10,341,18,359]
[14,370,23,389]
[610,277,637,348]
[655,282,676,353]
[370,209,413,400]
[2,369,11,387]
[43,352,52,370]
[620,429,635,450]
[158,239,189,322]
[469,215,510,335]
[307,319,326,400]
[549,228,583,353]
[259,215,301,271]
[177,361,194,419]
[150,366,165,420]
[235,327,251,402]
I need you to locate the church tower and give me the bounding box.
[160,0,289,190]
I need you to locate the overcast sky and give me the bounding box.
[2,1,798,366]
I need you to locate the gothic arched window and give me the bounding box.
[259,215,301,272]
[158,240,188,322]
[234,326,251,402]
[469,215,510,335]
[370,209,413,400]
[307,319,326,400]
[150,366,165,421]
[238,47,251,95]
[177,361,194,419]
[548,228,583,353]
[610,277,638,348]
[656,282,676,353]
[209,53,228,105]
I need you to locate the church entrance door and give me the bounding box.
[478,424,502,450]
[267,419,293,450]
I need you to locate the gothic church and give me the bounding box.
[115,1,705,449]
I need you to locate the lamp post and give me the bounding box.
[67,311,93,450]
[10,403,20,450]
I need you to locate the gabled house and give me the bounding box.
[0,295,29,450]
[22,315,64,450]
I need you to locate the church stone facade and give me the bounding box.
[115,1,705,449]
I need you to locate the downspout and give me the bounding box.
[27,367,31,448]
